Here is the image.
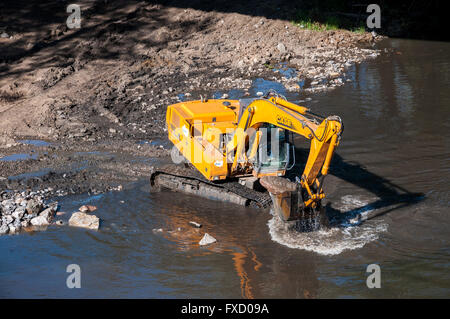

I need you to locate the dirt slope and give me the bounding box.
[0,0,378,143]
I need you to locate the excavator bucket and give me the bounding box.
[259,176,301,221]
[259,175,325,228]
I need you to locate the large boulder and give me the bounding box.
[30,215,50,226]
[68,212,100,230]
[39,207,56,222]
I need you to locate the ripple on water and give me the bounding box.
[268,195,388,256]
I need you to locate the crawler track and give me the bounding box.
[150,164,272,209]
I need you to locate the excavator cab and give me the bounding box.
[252,124,294,177]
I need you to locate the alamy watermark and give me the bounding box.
[366,264,381,288]
[66,264,81,288]
[366,4,381,29]
[66,4,81,29]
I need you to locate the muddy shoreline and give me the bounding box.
[1,1,384,225]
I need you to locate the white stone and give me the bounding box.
[277,43,286,53]
[30,215,50,226]
[199,233,217,246]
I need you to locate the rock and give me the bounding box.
[26,199,43,215]
[79,205,97,213]
[8,225,20,233]
[2,199,15,214]
[109,128,117,134]
[199,233,217,246]
[12,206,26,220]
[256,91,263,96]
[189,221,202,228]
[260,175,297,195]
[1,32,9,38]
[3,215,13,225]
[277,43,286,53]
[23,212,36,220]
[68,212,100,230]
[30,215,50,226]
[329,72,340,78]
[39,207,56,222]
[21,220,29,228]
[0,223,9,235]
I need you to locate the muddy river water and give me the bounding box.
[1,38,449,298]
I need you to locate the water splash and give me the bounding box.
[268,195,388,255]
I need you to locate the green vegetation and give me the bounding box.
[291,9,366,33]
[353,25,366,34]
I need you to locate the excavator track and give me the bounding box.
[150,163,272,209]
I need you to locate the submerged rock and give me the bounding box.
[69,212,100,230]
[189,221,202,228]
[199,233,217,246]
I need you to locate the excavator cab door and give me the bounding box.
[253,124,293,176]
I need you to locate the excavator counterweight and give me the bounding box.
[150,92,343,226]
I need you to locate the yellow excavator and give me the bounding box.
[150,91,343,225]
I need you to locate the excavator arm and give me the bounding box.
[227,93,343,215]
